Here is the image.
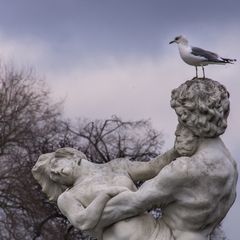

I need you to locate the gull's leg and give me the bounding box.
[195,66,198,78]
[202,66,205,79]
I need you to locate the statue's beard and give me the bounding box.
[174,141,198,156]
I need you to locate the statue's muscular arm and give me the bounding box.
[96,156,190,229]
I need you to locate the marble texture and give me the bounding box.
[32,78,238,240]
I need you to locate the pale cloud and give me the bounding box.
[0,33,50,69]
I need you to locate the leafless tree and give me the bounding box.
[64,116,164,163]
[0,62,69,239]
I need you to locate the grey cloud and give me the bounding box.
[0,0,240,60]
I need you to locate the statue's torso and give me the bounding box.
[66,162,158,240]
[162,138,237,240]
[70,163,137,207]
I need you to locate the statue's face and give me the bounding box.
[174,124,199,156]
[49,157,80,186]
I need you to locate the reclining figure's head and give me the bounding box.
[32,148,87,201]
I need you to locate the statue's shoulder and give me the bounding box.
[57,189,72,203]
[165,153,222,179]
[57,191,73,214]
[197,138,236,170]
[163,156,198,179]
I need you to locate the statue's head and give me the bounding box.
[171,78,230,138]
[32,147,87,201]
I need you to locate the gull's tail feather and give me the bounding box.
[220,57,237,64]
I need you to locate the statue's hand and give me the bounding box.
[97,191,139,228]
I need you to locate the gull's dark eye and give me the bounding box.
[175,37,180,41]
[77,159,81,166]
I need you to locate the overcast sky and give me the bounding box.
[0,1,239,239]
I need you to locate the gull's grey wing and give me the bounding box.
[191,47,219,61]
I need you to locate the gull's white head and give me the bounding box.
[169,35,188,45]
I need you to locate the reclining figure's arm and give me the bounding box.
[124,148,179,182]
[57,191,110,232]
[57,187,128,239]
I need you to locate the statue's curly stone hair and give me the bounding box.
[170,78,230,138]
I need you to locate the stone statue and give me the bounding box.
[32,147,179,239]
[32,78,238,240]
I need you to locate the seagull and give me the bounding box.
[169,35,236,78]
